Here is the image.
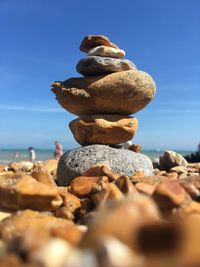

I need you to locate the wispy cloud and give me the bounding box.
[0,104,64,113]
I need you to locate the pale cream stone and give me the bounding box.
[88,45,125,58]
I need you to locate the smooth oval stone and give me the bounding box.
[80,35,119,52]
[88,45,125,58]
[76,56,136,76]
[159,151,188,171]
[69,115,138,146]
[51,70,156,116]
[57,145,153,186]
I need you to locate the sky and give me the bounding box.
[0,0,199,151]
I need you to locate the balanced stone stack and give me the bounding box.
[52,35,156,185]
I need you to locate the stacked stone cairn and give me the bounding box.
[52,35,156,185]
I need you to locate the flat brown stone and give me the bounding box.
[115,175,138,195]
[84,164,120,182]
[80,35,119,52]
[57,187,81,212]
[135,182,156,196]
[69,176,109,198]
[69,115,138,146]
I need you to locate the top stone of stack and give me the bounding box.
[79,35,120,52]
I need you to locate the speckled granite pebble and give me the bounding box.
[57,145,153,186]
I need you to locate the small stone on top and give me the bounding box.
[80,35,119,53]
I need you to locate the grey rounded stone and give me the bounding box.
[76,56,136,76]
[57,145,153,186]
[159,150,188,171]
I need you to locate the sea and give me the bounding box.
[0,148,193,165]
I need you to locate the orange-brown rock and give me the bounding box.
[51,225,84,246]
[69,115,138,146]
[115,175,138,195]
[179,175,200,190]
[0,210,73,243]
[92,183,124,207]
[179,215,200,264]
[57,187,81,212]
[51,70,156,116]
[69,176,109,198]
[128,144,142,153]
[173,198,200,219]
[31,167,57,187]
[131,175,166,186]
[81,196,160,250]
[43,159,58,177]
[55,206,75,220]
[152,180,186,209]
[179,180,200,199]
[84,164,120,182]
[0,174,62,211]
[135,182,156,196]
[80,35,119,52]
[42,159,58,175]
[162,171,178,180]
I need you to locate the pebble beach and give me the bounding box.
[0,155,200,267]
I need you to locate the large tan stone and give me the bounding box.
[69,115,138,145]
[80,35,119,52]
[0,174,62,211]
[51,70,156,116]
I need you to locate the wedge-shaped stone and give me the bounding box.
[69,115,138,146]
[69,176,109,198]
[51,70,156,116]
[83,164,120,181]
[0,174,62,211]
[80,35,119,52]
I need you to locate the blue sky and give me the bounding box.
[0,0,199,150]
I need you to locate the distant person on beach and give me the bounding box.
[14,151,19,161]
[54,141,63,160]
[29,147,36,162]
